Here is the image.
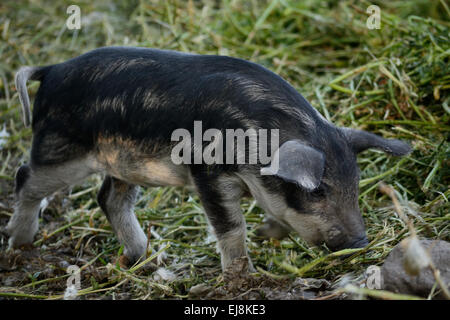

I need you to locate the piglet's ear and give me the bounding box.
[261,140,325,191]
[342,128,412,156]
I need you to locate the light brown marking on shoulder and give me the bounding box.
[95,135,187,187]
[95,135,138,178]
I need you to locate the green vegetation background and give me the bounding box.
[0,0,448,299]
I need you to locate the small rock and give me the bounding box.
[381,239,450,299]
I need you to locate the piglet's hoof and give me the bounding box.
[7,239,34,251]
[117,255,131,269]
[17,243,35,251]
[223,257,258,293]
[223,257,252,281]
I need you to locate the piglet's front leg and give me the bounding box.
[193,173,254,272]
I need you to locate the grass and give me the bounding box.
[0,0,448,299]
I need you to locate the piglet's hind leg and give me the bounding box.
[7,158,95,248]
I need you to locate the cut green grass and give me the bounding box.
[0,0,448,300]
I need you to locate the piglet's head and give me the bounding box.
[261,128,411,251]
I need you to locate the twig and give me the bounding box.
[341,284,423,300]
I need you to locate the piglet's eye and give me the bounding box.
[311,189,324,198]
[309,184,327,198]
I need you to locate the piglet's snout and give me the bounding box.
[328,234,369,252]
[345,235,369,249]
